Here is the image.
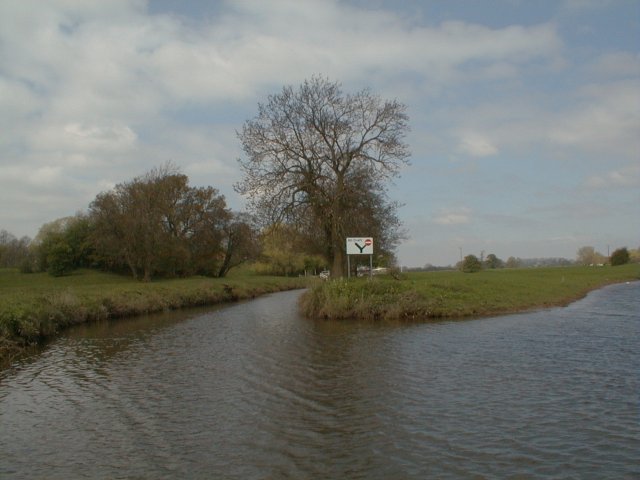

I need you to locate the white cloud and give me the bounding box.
[0,0,565,128]
[0,0,637,266]
[436,75,639,165]
[548,80,640,157]
[585,165,640,189]
[457,132,499,157]
[60,122,137,151]
[433,207,472,225]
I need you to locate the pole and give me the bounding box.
[347,255,351,279]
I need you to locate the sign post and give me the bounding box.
[346,237,374,278]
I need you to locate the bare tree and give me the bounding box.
[0,230,31,268]
[576,246,606,266]
[236,76,410,277]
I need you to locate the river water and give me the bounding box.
[1,282,638,479]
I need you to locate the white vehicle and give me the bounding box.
[372,267,389,276]
[319,270,330,280]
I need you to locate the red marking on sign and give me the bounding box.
[364,239,372,246]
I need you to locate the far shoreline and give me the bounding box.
[2,265,638,367]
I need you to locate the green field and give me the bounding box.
[300,264,639,321]
[0,268,308,363]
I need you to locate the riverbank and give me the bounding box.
[300,265,639,321]
[0,268,309,364]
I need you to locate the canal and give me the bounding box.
[1,282,638,478]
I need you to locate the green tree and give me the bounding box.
[32,215,92,274]
[303,254,327,276]
[255,224,309,276]
[236,76,410,278]
[47,241,74,277]
[484,253,504,269]
[63,214,94,269]
[610,247,630,266]
[90,165,230,280]
[462,254,482,273]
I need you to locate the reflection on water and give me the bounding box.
[1,283,639,479]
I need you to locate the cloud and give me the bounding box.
[433,207,472,225]
[561,0,616,11]
[32,122,138,154]
[0,0,564,232]
[587,52,640,78]
[548,80,640,157]
[457,132,499,157]
[435,75,639,165]
[1,0,637,269]
[480,213,531,228]
[584,165,640,189]
[0,1,565,130]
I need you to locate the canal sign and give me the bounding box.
[346,237,373,255]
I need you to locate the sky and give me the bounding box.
[1,0,638,267]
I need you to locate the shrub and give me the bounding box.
[47,242,74,277]
[610,247,630,266]
[462,254,482,273]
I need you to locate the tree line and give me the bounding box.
[3,77,410,280]
[576,246,636,267]
[1,162,400,280]
[1,165,257,279]
[454,246,636,273]
[3,77,636,279]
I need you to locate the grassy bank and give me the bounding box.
[300,264,639,321]
[0,268,308,363]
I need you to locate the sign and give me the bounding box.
[346,237,373,255]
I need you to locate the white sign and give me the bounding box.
[346,237,373,255]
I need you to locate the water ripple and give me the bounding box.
[1,284,639,479]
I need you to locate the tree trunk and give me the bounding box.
[218,254,231,278]
[125,252,138,280]
[218,234,234,278]
[331,173,347,278]
[330,213,344,277]
[143,255,152,282]
[332,246,344,278]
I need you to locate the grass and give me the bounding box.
[3,264,638,364]
[0,267,309,363]
[300,264,640,321]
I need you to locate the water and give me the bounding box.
[1,282,638,479]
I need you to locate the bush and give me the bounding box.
[610,247,630,266]
[462,254,482,273]
[47,242,74,277]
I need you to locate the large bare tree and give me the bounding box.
[236,76,410,277]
